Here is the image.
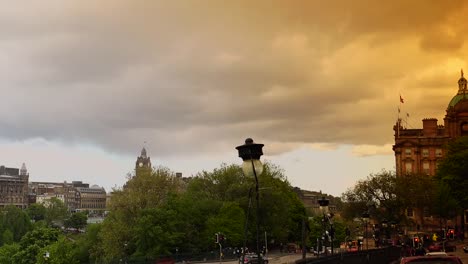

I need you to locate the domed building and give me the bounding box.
[393,70,468,235]
[393,70,468,176]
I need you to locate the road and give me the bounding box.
[205,245,468,264]
[205,253,311,264]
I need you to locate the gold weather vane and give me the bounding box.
[462,68,464,77]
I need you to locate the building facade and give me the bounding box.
[76,185,107,213]
[393,71,468,233]
[29,181,106,214]
[0,163,29,209]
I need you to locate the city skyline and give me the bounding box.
[1,1,468,195]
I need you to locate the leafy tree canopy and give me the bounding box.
[436,136,468,209]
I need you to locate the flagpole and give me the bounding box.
[397,94,404,137]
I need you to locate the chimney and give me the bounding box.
[422,118,438,137]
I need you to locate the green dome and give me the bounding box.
[448,69,468,108]
[448,93,467,108]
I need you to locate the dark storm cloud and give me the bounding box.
[1,0,468,157]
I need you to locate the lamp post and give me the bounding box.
[236,138,264,264]
[361,212,370,251]
[318,196,334,256]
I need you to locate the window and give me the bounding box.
[407,208,413,217]
[405,162,413,173]
[422,149,429,157]
[436,148,443,157]
[405,148,412,155]
[423,161,430,174]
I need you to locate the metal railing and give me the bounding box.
[295,246,401,264]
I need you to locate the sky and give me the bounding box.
[1,1,467,196]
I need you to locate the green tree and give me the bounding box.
[76,224,102,263]
[436,136,468,210]
[342,170,403,222]
[2,229,14,245]
[36,237,79,264]
[1,205,32,242]
[0,243,20,264]
[26,203,47,222]
[44,198,69,227]
[97,166,182,263]
[64,212,88,230]
[12,227,60,264]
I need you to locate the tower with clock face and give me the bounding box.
[135,147,152,169]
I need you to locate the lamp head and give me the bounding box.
[318,197,330,213]
[236,138,264,177]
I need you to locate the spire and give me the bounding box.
[458,68,467,93]
[140,147,147,158]
[20,163,27,175]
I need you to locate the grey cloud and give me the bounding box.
[0,1,467,157]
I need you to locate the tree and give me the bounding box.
[36,237,79,264]
[342,170,403,222]
[392,173,438,228]
[75,224,102,263]
[0,243,20,264]
[97,166,182,263]
[26,204,47,222]
[11,227,60,264]
[436,136,468,210]
[1,205,32,242]
[64,212,88,230]
[44,198,69,226]
[341,170,437,226]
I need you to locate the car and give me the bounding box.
[400,255,463,263]
[239,253,268,264]
[427,242,456,252]
[427,243,442,252]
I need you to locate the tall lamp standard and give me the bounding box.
[318,196,334,255]
[361,212,370,250]
[236,138,264,264]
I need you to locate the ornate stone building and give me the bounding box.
[394,70,468,176]
[75,185,107,213]
[0,163,29,209]
[29,181,106,214]
[393,70,468,232]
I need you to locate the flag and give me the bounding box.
[400,95,404,103]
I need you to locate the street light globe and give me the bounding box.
[241,159,264,177]
[236,138,265,177]
[318,197,330,213]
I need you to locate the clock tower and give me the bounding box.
[135,147,152,169]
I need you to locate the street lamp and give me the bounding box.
[318,196,334,256]
[361,212,370,250]
[236,138,264,264]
